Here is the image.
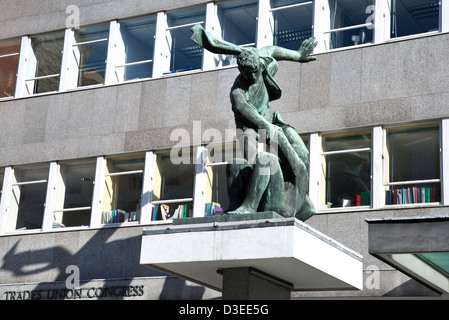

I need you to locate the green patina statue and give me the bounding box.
[191,25,317,222]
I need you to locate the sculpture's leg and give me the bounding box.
[226,159,252,212]
[270,129,308,212]
[236,128,259,165]
[228,152,284,215]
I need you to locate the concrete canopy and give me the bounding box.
[140,216,363,293]
[367,216,449,296]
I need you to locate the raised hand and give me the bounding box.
[298,37,318,63]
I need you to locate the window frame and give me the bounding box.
[383,122,442,207]
[318,129,373,211]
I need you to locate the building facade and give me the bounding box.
[0,0,448,300]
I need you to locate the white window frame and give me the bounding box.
[383,122,442,207]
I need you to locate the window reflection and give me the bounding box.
[27,31,64,94]
[0,38,20,98]
[322,131,371,208]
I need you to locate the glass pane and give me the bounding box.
[30,31,64,93]
[74,24,109,87]
[391,0,439,38]
[322,131,371,152]
[119,16,156,81]
[8,164,49,231]
[167,7,206,73]
[387,125,439,182]
[328,0,374,49]
[102,155,145,223]
[322,131,371,208]
[155,152,194,200]
[215,0,257,67]
[218,0,257,52]
[272,0,313,50]
[206,165,229,214]
[54,159,95,228]
[0,38,20,98]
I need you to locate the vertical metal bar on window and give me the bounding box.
[0,167,14,234]
[440,119,449,205]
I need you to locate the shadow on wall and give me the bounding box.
[1,227,206,300]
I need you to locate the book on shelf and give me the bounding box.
[386,186,439,205]
[354,192,370,206]
[205,202,223,216]
[151,203,192,220]
[101,209,128,224]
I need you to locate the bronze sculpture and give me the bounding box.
[191,25,317,222]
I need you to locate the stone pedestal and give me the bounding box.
[221,267,293,300]
[140,213,363,299]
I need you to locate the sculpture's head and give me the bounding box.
[237,50,260,83]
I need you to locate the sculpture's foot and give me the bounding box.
[226,204,256,215]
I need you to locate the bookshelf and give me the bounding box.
[385,124,441,207]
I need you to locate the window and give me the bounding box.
[102,154,144,224]
[271,0,314,50]
[0,168,4,196]
[321,130,371,209]
[53,159,95,228]
[205,143,240,215]
[0,38,20,98]
[6,164,49,232]
[25,31,64,95]
[116,16,156,82]
[151,150,195,220]
[327,0,374,49]
[73,23,109,87]
[215,0,258,66]
[391,0,440,38]
[385,124,440,205]
[165,6,206,73]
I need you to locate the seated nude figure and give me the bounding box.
[191,25,317,221]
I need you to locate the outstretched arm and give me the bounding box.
[259,37,318,63]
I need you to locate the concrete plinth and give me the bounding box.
[140,214,363,299]
[221,267,293,300]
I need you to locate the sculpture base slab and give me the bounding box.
[173,211,283,225]
[140,216,363,298]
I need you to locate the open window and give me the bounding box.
[102,154,145,224]
[53,159,95,228]
[6,164,49,232]
[391,0,440,38]
[151,150,195,220]
[327,0,374,49]
[0,38,20,99]
[271,0,314,50]
[321,130,371,209]
[385,124,440,205]
[204,143,241,215]
[115,15,156,82]
[25,31,64,95]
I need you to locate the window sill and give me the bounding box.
[316,202,443,214]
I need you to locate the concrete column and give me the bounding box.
[221,267,292,300]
